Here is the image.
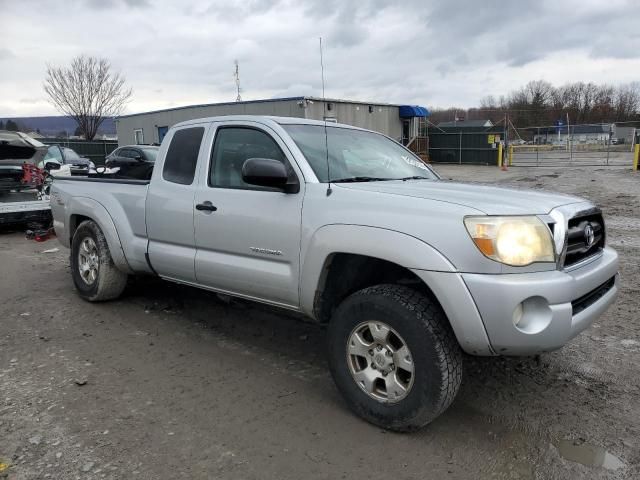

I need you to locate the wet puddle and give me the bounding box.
[557,439,625,471]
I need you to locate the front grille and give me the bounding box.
[571,276,615,315]
[564,212,605,267]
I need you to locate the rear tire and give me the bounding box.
[70,220,127,301]
[328,284,462,431]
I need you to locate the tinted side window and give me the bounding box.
[209,127,289,190]
[162,127,204,185]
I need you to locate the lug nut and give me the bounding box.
[371,363,376,369]
[368,349,373,356]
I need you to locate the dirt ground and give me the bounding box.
[1,164,638,479]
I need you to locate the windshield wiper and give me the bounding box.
[331,176,394,183]
[399,175,431,181]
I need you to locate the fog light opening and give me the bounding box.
[512,303,524,327]
[512,296,553,334]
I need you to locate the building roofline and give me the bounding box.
[116,96,416,120]
[303,96,404,107]
[116,96,307,119]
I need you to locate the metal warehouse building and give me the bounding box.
[115,96,429,150]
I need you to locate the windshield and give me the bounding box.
[44,146,63,162]
[63,148,82,161]
[282,124,437,182]
[141,148,158,162]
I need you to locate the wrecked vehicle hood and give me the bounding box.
[0,131,48,165]
[336,179,585,215]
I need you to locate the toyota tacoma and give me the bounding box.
[49,116,619,431]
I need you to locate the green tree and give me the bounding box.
[0,120,4,130]
[6,119,19,131]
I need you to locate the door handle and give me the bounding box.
[195,202,217,212]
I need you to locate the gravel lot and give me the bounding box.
[1,164,638,479]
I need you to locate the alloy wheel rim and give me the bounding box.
[346,321,415,403]
[78,237,99,285]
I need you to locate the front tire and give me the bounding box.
[70,220,127,302]
[328,284,462,431]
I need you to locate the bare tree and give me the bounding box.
[44,55,132,140]
[479,95,497,109]
[614,82,640,120]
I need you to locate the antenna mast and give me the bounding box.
[234,60,242,102]
[320,37,332,196]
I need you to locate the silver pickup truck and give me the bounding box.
[50,116,619,431]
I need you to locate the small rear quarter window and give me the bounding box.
[162,127,205,185]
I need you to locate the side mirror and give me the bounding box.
[134,155,143,161]
[242,158,297,192]
[45,162,61,171]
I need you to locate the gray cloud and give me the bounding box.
[85,0,150,9]
[0,48,15,60]
[124,0,151,7]
[85,0,118,9]
[200,0,281,20]
[1,0,639,117]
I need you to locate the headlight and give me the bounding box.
[464,216,555,266]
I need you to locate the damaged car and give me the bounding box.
[0,131,52,225]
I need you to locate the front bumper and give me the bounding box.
[462,247,619,355]
[69,166,89,175]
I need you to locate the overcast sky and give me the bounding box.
[1,0,639,117]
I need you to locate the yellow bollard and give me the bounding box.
[634,144,639,171]
[508,145,514,166]
[497,143,503,167]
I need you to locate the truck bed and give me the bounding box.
[52,175,151,185]
[50,175,152,274]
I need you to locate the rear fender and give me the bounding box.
[66,197,132,274]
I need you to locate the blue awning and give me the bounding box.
[399,105,430,118]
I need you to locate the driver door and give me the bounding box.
[193,122,304,308]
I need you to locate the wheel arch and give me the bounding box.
[300,225,456,322]
[67,198,132,274]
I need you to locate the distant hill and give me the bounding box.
[0,116,116,137]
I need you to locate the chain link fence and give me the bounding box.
[427,126,507,165]
[508,123,636,167]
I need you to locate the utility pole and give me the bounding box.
[567,112,572,163]
[233,60,242,102]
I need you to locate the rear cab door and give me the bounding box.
[146,122,211,283]
[192,120,305,308]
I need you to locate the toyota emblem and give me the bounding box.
[584,224,595,247]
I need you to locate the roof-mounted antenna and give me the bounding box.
[319,37,331,196]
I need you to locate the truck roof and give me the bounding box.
[172,115,365,131]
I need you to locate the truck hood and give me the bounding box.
[335,179,585,215]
